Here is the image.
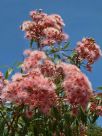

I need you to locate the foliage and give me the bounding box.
[87,124,102,136]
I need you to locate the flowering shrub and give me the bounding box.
[0,9,102,136]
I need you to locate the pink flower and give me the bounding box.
[49,14,65,27]
[57,62,80,77]
[0,72,4,91]
[59,63,93,110]
[30,10,47,22]
[25,109,33,118]
[41,59,56,77]
[21,50,47,71]
[75,38,102,71]
[43,27,60,38]
[1,68,57,114]
[41,39,56,46]
[12,73,23,81]
[90,103,102,116]
[96,106,102,116]
[21,10,68,46]
[23,49,32,56]
[0,72,3,78]
[21,21,35,31]
[39,15,56,27]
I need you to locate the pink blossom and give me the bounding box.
[21,50,47,71]
[12,73,23,81]
[49,14,65,27]
[90,103,102,116]
[0,72,3,78]
[39,15,57,28]
[43,27,60,38]
[23,49,32,56]
[75,38,102,71]
[25,109,33,118]
[41,59,56,77]
[59,63,93,110]
[57,62,80,77]
[21,21,36,31]
[41,39,56,46]
[30,10,47,22]
[0,72,4,91]
[1,69,57,114]
[21,10,68,46]
[96,106,102,116]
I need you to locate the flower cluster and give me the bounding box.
[1,69,57,114]
[21,10,68,46]
[58,63,93,110]
[90,93,102,116]
[75,38,102,71]
[90,103,102,116]
[22,49,64,81]
[41,59,56,77]
[0,48,94,116]
[22,50,47,71]
[0,9,102,136]
[0,50,59,114]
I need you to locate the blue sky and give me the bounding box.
[0,0,102,126]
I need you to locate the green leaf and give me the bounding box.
[79,106,87,125]
[97,86,102,90]
[51,107,61,120]
[64,126,72,136]
[92,114,99,124]
[5,68,13,79]
[15,62,23,68]
[63,42,70,49]
[62,53,68,57]
[71,51,77,58]
[30,39,34,48]
[95,97,102,100]
[51,49,57,53]
[64,113,71,123]
[0,119,5,136]
[54,54,60,59]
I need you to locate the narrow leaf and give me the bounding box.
[5,68,13,79]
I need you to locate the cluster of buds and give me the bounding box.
[75,38,102,71]
[21,9,68,47]
[90,103,102,116]
[90,93,102,116]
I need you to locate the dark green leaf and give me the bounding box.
[51,107,61,120]
[30,39,34,48]
[54,54,60,59]
[79,106,87,125]
[0,119,5,136]
[97,87,102,90]
[92,114,99,124]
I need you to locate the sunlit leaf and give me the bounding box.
[5,68,13,79]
